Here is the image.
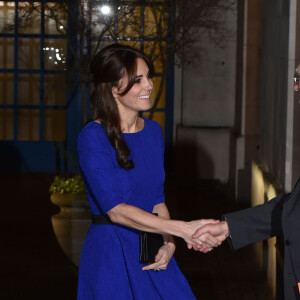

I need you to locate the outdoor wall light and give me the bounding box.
[100,5,111,15]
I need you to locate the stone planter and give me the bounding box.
[50,193,92,267]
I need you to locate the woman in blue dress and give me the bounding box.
[77,44,219,299]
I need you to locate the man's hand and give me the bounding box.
[184,219,223,252]
[188,220,230,252]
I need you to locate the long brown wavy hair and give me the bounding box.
[90,44,154,170]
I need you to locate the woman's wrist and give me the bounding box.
[172,220,190,240]
[158,218,194,244]
[163,239,176,254]
[163,234,175,247]
[175,220,196,244]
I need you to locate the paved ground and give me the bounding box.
[1,174,275,300]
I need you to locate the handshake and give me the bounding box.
[185,219,230,253]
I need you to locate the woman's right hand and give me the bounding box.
[181,219,223,250]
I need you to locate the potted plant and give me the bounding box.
[49,174,91,267]
[50,174,89,208]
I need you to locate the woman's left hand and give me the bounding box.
[142,242,175,271]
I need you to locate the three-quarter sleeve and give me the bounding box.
[77,125,130,214]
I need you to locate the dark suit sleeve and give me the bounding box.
[223,193,289,250]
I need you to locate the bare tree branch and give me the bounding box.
[3,0,234,121]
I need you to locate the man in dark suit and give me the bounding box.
[192,177,300,299]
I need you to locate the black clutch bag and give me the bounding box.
[139,214,164,264]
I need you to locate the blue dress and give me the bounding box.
[77,118,196,300]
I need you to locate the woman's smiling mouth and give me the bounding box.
[137,94,151,99]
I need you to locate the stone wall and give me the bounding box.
[173,1,238,185]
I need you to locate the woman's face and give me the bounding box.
[113,58,153,116]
